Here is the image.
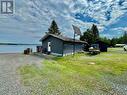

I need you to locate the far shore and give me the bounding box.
[0,53,25,55]
[0,43,40,45]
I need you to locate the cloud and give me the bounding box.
[111,27,127,31]
[0,0,127,43]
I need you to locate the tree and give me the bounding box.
[80,29,95,45]
[48,20,61,35]
[91,24,99,41]
[110,38,117,47]
[80,24,99,45]
[99,37,111,46]
[117,31,127,44]
[123,31,127,44]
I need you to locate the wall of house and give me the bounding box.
[99,43,108,52]
[63,42,84,56]
[42,36,63,55]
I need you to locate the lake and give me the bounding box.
[0,45,37,53]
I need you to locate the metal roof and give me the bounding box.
[40,33,87,44]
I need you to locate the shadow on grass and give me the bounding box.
[85,52,100,56]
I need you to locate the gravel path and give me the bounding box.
[0,54,43,95]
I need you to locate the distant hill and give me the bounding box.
[0,43,40,45]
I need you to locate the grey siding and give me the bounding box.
[63,42,84,55]
[75,43,84,52]
[42,36,63,55]
[63,43,73,55]
[41,35,85,56]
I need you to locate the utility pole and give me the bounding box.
[72,25,82,56]
[73,32,75,55]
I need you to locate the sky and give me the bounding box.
[0,0,127,44]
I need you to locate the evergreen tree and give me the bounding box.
[99,37,111,45]
[48,20,61,35]
[123,31,127,44]
[117,31,127,44]
[110,38,117,47]
[91,24,99,40]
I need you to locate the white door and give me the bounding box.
[48,42,51,52]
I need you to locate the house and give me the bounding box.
[40,34,87,56]
[95,40,108,52]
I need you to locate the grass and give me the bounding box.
[19,48,127,95]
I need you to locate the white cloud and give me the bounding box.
[0,0,127,43]
[111,27,127,31]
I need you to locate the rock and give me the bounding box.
[88,62,96,65]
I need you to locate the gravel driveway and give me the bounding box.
[0,54,43,95]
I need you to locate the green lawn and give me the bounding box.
[19,48,127,95]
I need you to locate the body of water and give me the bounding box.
[0,45,37,53]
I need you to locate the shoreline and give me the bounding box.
[0,45,36,53]
[0,53,23,55]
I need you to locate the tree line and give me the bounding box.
[80,24,127,47]
[47,20,127,47]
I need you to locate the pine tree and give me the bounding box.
[91,24,99,40]
[123,31,127,44]
[48,20,61,35]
